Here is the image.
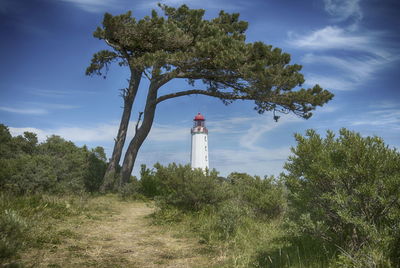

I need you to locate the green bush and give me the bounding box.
[8,154,58,195]
[139,163,230,211]
[138,164,162,198]
[84,147,107,192]
[283,128,400,266]
[152,163,230,211]
[0,124,107,195]
[213,199,250,240]
[118,177,146,200]
[228,173,286,220]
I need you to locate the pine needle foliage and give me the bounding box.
[86,4,334,185]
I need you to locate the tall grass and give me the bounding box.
[0,193,99,265]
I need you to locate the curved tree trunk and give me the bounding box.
[120,82,158,185]
[100,69,142,192]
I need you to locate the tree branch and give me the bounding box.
[105,39,130,60]
[156,89,251,104]
[135,112,144,132]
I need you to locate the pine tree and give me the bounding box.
[86,4,334,189]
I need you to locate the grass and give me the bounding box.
[0,193,215,267]
[0,192,110,266]
[0,193,359,267]
[149,204,341,267]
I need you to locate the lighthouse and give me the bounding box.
[190,113,209,171]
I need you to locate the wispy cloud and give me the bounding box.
[8,121,188,143]
[30,89,98,98]
[350,109,400,129]
[323,0,362,25]
[0,106,48,115]
[289,25,398,91]
[57,0,121,13]
[289,26,388,57]
[140,0,244,11]
[369,101,400,110]
[207,116,254,134]
[147,124,188,142]
[0,102,79,115]
[31,89,70,98]
[28,102,79,110]
[287,1,400,92]
[238,115,301,150]
[9,123,117,142]
[301,53,393,91]
[304,74,355,91]
[211,146,291,177]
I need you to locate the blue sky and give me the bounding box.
[1,0,399,177]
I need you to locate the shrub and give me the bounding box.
[84,149,107,192]
[144,163,230,211]
[138,164,162,198]
[227,173,286,220]
[118,177,145,200]
[213,199,250,240]
[283,128,400,266]
[0,125,107,195]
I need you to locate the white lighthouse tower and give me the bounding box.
[190,113,209,171]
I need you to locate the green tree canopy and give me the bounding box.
[87,4,334,187]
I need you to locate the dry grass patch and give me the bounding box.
[18,195,213,267]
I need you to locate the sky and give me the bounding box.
[1,0,399,178]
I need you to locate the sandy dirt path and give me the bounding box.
[21,198,211,267]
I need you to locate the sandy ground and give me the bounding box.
[21,198,211,267]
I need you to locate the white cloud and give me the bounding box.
[350,109,400,129]
[369,101,400,110]
[323,0,362,24]
[207,116,254,134]
[0,102,79,115]
[289,25,398,91]
[239,115,301,150]
[8,121,190,143]
[9,123,118,142]
[301,53,393,91]
[9,127,48,141]
[305,73,358,91]
[57,0,120,13]
[147,124,188,142]
[0,106,48,115]
[289,26,384,55]
[303,54,375,79]
[211,146,291,177]
[31,89,70,98]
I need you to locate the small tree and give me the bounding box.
[283,129,400,266]
[86,5,334,189]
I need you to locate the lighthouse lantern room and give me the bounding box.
[190,113,209,171]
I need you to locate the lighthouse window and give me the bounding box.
[204,136,207,141]
[205,146,207,151]
[205,155,208,161]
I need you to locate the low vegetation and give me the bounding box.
[1,123,399,267]
[130,128,400,267]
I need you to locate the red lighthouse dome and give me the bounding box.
[194,113,205,121]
